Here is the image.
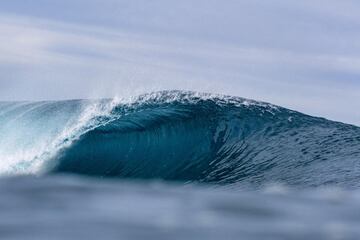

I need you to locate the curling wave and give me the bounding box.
[1,91,360,187]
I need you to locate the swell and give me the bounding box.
[44,91,360,187]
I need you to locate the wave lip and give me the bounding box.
[40,91,360,188]
[1,90,359,187]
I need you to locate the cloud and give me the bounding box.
[0,0,359,126]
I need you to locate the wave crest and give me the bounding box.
[45,91,360,187]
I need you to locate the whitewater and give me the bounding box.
[1,90,360,239]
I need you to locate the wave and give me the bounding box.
[1,91,360,187]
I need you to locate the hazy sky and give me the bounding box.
[0,0,359,125]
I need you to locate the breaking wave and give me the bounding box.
[1,91,359,187]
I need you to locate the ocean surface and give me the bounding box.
[0,90,360,239]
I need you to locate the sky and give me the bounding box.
[0,0,359,126]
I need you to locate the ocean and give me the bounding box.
[0,90,360,239]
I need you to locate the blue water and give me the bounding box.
[1,91,360,239]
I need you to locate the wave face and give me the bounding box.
[1,91,360,187]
